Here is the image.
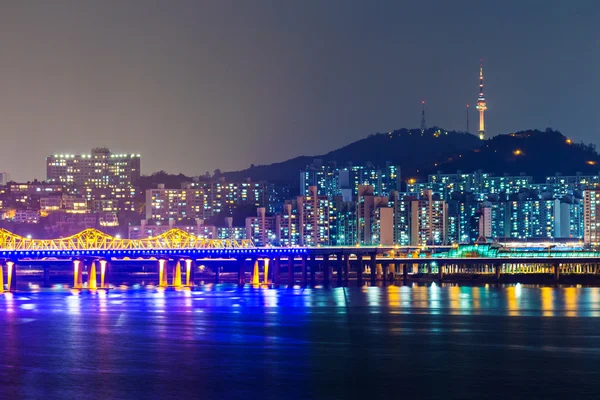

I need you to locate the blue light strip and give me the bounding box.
[0,247,309,260]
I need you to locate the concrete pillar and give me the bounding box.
[238,258,246,286]
[158,259,168,287]
[273,256,281,285]
[99,259,109,289]
[381,263,388,284]
[495,263,501,283]
[301,255,308,286]
[288,255,294,285]
[554,263,560,284]
[263,258,270,284]
[252,259,260,285]
[336,253,343,285]
[403,264,408,285]
[88,260,98,290]
[344,254,350,282]
[356,254,363,287]
[370,254,377,285]
[427,263,432,275]
[0,263,3,293]
[323,255,330,287]
[43,265,51,288]
[73,259,83,289]
[184,259,194,286]
[172,260,183,287]
[438,263,444,282]
[388,262,396,283]
[310,254,316,286]
[7,261,16,292]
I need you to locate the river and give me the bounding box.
[1,284,599,399]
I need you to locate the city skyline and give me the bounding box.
[0,1,598,181]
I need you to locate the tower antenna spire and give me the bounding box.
[420,100,426,132]
[476,58,487,140]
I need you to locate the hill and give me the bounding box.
[427,129,600,181]
[224,128,481,182]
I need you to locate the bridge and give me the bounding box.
[1,229,600,292]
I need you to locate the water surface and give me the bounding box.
[1,285,599,399]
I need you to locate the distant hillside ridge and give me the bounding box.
[223,127,481,182]
[426,129,600,181]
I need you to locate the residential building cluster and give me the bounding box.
[6,149,600,247]
[220,163,600,247]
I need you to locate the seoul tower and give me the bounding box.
[476,59,487,140]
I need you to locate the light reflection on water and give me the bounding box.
[3,284,600,316]
[1,285,600,399]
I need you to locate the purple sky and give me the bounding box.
[0,1,598,181]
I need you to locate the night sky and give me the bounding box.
[0,1,598,181]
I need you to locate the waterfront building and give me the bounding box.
[297,186,330,246]
[584,190,600,245]
[357,185,389,245]
[276,203,300,246]
[216,217,247,241]
[46,148,140,212]
[245,207,276,247]
[410,190,447,246]
[330,196,358,246]
[146,184,211,222]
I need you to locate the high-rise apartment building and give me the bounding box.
[297,186,330,246]
[47,148,140,188]
[146,184,211,222]
[276,203,300,246]
[584,190,600,245]
[410,190,447,246]
[245,207,276,246]
[46,148,140,212]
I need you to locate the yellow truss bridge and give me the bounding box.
[0,228,255,251]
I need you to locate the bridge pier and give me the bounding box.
[237,258,246,286]
[438,263,444,282]
[88,260,98,290]
[43,265,51,288]
[252,259,260,285]
[323,255,330,288]
[7,261,15,292]
[73,259,83,289]
[495,263,501,283]
[99,259,109,289]
[356,254,363,287]
[0,263,3,293]
[554,263,560,284]
[344,254,350,283]
[273,256,280,285]
[185,259,195,287]
[336,254,343,286]
[310,254,316,286]
[288,255,295,286]
[388,262,395,283]
[158,259,168,287]
[263,257,270,284]
[370,254,376,286]
[403,264,408,285]
[301,255,307,286]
